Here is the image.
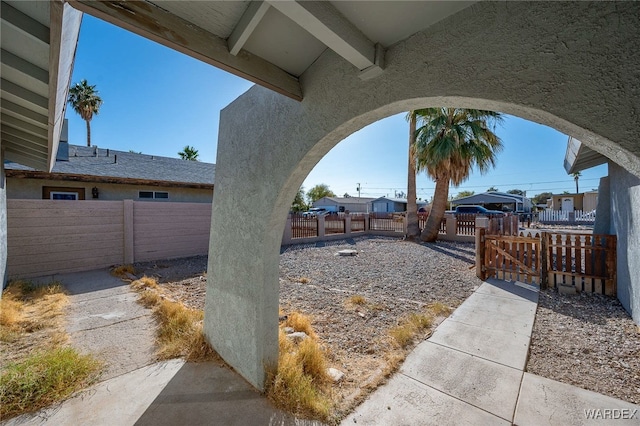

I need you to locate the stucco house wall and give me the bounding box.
[608,162,640,324]
[6,177,213,203]
[313,196,375,213]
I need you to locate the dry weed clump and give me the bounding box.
[266,311,333,422]
[0,281,101,419]
[111,264,136,278]
[129,276,218,362]
[346,294,366,306]
[389,311,434,348]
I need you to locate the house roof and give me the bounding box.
[373,197,428,205]
[452,192,529,205]
[4,144,215,188]
[319,196,376,205]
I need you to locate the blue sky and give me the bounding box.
[67,15,607,201]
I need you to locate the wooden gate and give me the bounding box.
[478,228,617,295]
[479,229,542,284]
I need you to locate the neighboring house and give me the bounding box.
[547,191,598,212]
[452,191,533,213]
[4,142,215,203]
[371,197,428,213]
[312,196,376,213]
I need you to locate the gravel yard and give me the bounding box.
[137,235,640,414]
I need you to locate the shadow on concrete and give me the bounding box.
[31,269,128,295]
[134,362,323,426]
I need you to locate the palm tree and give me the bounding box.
[178,145,199,161]
[572,171,581,194]
[405,111,420,240]
[414,108,504,242]
[67,80,102,147]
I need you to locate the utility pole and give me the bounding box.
[356,183,361,198]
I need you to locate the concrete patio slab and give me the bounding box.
[134,362,309,426]
[428,316,532,370]
[66,292,147,333]
[447,292,536,335]
[400,342,523,421]
[515,373,640,425]
[476,278,539,303]
[342,373,510,425]
[5,360,186,426]
[69,315,156,380]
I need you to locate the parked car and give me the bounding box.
[454,205,504,216]
[302,208,327,218]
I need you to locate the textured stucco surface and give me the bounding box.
[593,177,611,235]
[204,1,640,387]
[609,163,640,324]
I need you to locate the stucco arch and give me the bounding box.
[204,1,640,389]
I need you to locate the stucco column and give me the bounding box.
[204,1,640,387]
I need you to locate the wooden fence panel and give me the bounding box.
[350,214,366,232]
[545,233,616,295]
[290,214,318,239]
[7,200,125,278]
[325,214,345,235]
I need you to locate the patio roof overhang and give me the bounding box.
[564,136,609,175]
[1,1,82,172]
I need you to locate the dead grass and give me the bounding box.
[297,277,310,284]
[129,276,219,362]
[0,281,101,419]
[282,311,318,340]
[428,301,452,317]
[266,311,333,422]
[346,294,366,306]
[389,311,434,348]
[111,264,136,278]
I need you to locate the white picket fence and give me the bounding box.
[538,209,596,224]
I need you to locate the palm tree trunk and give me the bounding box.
[575,178,579,194]
[406,111,420,240]
[421,172,450,242]
[85,119,91,147]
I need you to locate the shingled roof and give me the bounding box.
[4,144,215,188]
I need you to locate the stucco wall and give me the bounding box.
[1,157,7,290]
[593,177,610,235]
[609,163,640,324]
[6,177,213,203]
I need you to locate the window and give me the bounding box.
[50,191,78,200]
[43,186,85,200]
[138,191,169,200]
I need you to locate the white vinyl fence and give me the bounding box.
[538,209,595,224]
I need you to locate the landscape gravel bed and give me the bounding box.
[136,235,640,413]
[527,289,640,404]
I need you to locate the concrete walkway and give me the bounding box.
[342,279,640,425]
[6,273,639,425]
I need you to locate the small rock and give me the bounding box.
[287,332,308,343]
[283,327,295,334]
[336,249,358,257]
[125,272,138,281]
[327,367,345,383]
